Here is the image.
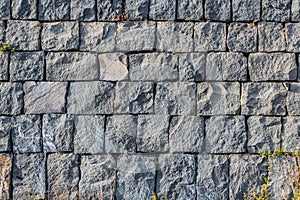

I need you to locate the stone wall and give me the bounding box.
[0,0,300,199]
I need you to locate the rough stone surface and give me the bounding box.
[286,23,300,52]
[197,82,240,115]
[10,52,44,81]
[137,115,169,152]
[24,82,67,114]
[292,0,300,21]
[194,22,226,51]
[206,52,247,81]
[0,21,4,40]
[42,114,74,152]
[12,0,37,19]
[205,0,231,21]
[38,0,70,20]
[0,54,9,81]
[0,83,23,115]
[126,0,149,20]
[155,82,196,115]
[0,117,10,152]
[177,0,203,20]
[262,0,291,22]
[67,82,114,114]
[282,117,300,151]
[0,155,11,200]
[97,0,120,21]
[149,0,175,20]
[232,0,260,21]
[178,53,205,82]
[71,0,95,21]
[157,154,196,200]
[286,83,300,115]
[74,115,104,154]
[129,53,178,81]
[46,52,98,81]
[0,0,10,19]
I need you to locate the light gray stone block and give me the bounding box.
[258,22,285,52]
[126,0,149,20]
[0,117,11,152]
[287,83,300,115]
[232,0,260,21]
[205,0,231,21]
[38,0,70,20]
[292,0,300,21]
[0,82,23,115]
[0,0,10,19]
[149,0,175,20]
[71,0,95,21]
[262,0,291,22]
[282,117,300,151]
[97,0,120,21]
[177,0,203,20]
[178,53,205,82]
[0,154,12,200]
[12,0,37,19]
[0,21,4,40]
[0,53,9,81]
[286,23,300,52]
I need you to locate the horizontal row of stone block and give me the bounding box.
[2,20,300,52]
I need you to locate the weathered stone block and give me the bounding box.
[241,83,287,115]
[137,115,169,152]
[12,0,37,19]
[292,0,300,21]
[0,0,10,19]
[129,53,178,81]
[232,0,260,21]
[205,0,231,21]
[6,20,41,50]
[0,53,8,81]
[71,0,95,21]
[282,117,300,151]
[287,83,300,115]
[0,155,12,200]
[177,0,203,20]
[97,0,120,21]
[80,22,116,52]
[197,82,240,115]
[0,82,23,115]
[194,22,226,51]
[286,23,300,52]
[262,0,290,22]
[157,22,193,52]
[248,53,297,81]
[43,114,74,152]
[74,115,104,154]
[178,53,205,82]
[0,21,4,40]
[38,0,70,20]
[67,82,114,114]
[0,117,10,152]
[46,52,98,81]
[258,22,285,52]
[116,21,155,51]
[24,82,67,114]
[227,23,257,52]
[206,52,247,81]
[10,52,44,81]
[149,0,175,20]
[157,154,196,200]
[156,82,196,115]
[126,0,149,20]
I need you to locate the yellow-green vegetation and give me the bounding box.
[0,41,15,54]
[152,193,168,200]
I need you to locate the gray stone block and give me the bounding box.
[292,0,300,21]
[206,52,247,81]
[6,20,41,50]
[0,82,23,115]
[0,0,10,20]
[286,83,300,115]
[149,0,175,20]
[0,21,4,40]
[97,0,120,21]
[194,22,226,51]
[137,115,169,152]
[156,82,196,115]
[286,23,300,52]
[43,114,74,152]
[71,0,95,21]
[10,52,44,81]
[12,0,37,19]
[247,116,281,153]
[169,116,204,153]
[157,22,193,52]
[205,0,231,21]
[241,83,287,115]
[177,0,203,20]
[248,53,297,81]
[126,0,149,20]
[80,22,116,52]
[0,53,9,81]
[178,53,205,82]
[67,82,114,114]
[46,52,98,81]
[117,155,156,200]
[157,154,196,200]
[232,0,260,21]
[282,117,300,151]
[74,115,105,154]
[197,82,240,115]
[227,23,257,52]
[38,0,70,20]
[129,53,178,81]
[0,117,11,152]
[258,22,285,52]
[262,0,290,22]
[197,155,229,199]
[24,82,67,114]
[13,154,45,199]
[116,21,155,51]
[0,154,12,200]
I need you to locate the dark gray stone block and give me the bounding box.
[12,0,37,19]
[232,0,260,21]
[38,0,70,20]
[0,117,11,152]
[177,0,203,20]
[149,0,176,20]
[262,0,290,22]
[0,82,23,115]
[205,0,231,21]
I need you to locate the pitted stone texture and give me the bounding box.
[149,0,175,20]
[0,82,23,115]
[47,154,79,200]
[126,0,149,20]
[79,155,116,199]
[0,155,11,200]
[0,54,8,81]
[241,83,287,115]
[97,0,120,21]
[10,52,44,81]
[42,22,79,51]
[74,115,104,154]
[43,114,74,152]
[0,117,10,152]
[286,83,300,115]
[157,22,193,52]
[282,117,300,151]
[105,115,137,153]
[227,23,257,52]
[258,22,285,52]
[229,155,267,199]
[247,116,281,153]
[12,0,37,19]
[206,52,247,81]
[116,21,155,51]
[71,0,95,21]
[262,0,291,22]
[248,53,297,81]
[169,116,204,153]
[177,0,203,20]
[99,53,128,81]
[0,21,4,40]
[292,0,300,21]
[232,0,260,21]
[117,155,156,200]
[13,154,45,200]
[194,22,226,51]
[286,23,300,52]
[129,53,178,81]
[157,154,196,200]
[137,115,169,152]
[156,82,196,115]
[205,0,231,21]
[38,0,70,20]
[80,22,116,52]
[6,20,41,50]
[12,115,41,153]
[206,116,247,153]
[46,52,98,81]
[178,53,205,82]
[0,0,10,19]
[67,82,114,114]
[197,82,240,115]
[24,82,67,114]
